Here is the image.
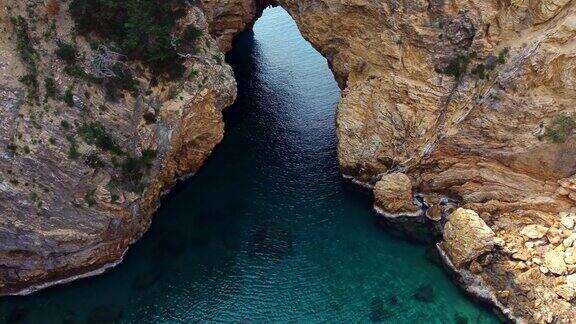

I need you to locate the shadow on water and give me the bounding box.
[247,221,294,259]
[0,7,501,324]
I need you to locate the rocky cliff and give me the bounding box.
[0,0,267,295]
[273,0,575,322]
[2,0,576,322]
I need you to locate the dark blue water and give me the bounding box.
[1,8,499,323]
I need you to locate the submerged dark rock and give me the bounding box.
[131,272,161,291]
[387,295,399,306]
[189,235,210,247]
[194,211,223,228]
[413,284,436,303]
[329,302,343,312]
[454,312,469,324]
[424,246,443,268]
[219,223,243,252]
[224,199,249,217]
[369,296,392,322]
[61,309,78,324]
[151,231,188,262]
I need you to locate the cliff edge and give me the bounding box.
[276,0,575,322]
[0,0,264,295]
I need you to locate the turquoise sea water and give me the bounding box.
[1,7,500,323]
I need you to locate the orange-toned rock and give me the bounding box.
[442,208,495,267]
[373,173,419,217]
[276,0,576,321]
[0,0,256,296]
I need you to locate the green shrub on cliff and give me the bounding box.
[19,74,39,102]
[66,135,81,159]
[545,114,576,143]
[13,16,39,103]
[78,122,123,155]
[497,48,510,65]
[118,149,157,193]
[64,65,87,79]
[102,64,139,101]
[143,112,157,124]
[55,42,78,63]
[84,152,105,168]
[471,64,486,79]
[177,25,202,55]
[44,77,59,100]
[68,0,197,79]
[62,88,74,106]
[84,189,97,206]
[12,16,37,71]
[440,54,470,79]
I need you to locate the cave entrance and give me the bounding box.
[223,5,341,143]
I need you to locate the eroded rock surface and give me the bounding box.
[0,0,263,295]
[442,208,495,267]
[273,0,576,321]
[373,172,419,217]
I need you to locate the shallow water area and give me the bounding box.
[1,7,500,323]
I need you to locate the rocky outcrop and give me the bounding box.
[0,0,262,295]
[441,208,495,267]
[373,172,419,217]
[272,0,576,321]
[202,0,273,52]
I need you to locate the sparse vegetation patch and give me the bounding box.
[13,16,37,71]
[68,0,199,79]
[471,64,486,79]
[63,88,74,106]
[78,122,123,155]
[117,149,157,193]
[66,135,81,159]
[84,189,96,206]
[143,112,157,124]
[13,16,39,103]
[84,152,105,168]
[497,48,509,65]
[44,77,59,100]
[441,48,511,80]
[56,42,78,63]
[544,114,576,143]
[440,54,470,79]
[64,65,87,79]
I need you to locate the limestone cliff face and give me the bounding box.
[0,0,260,295]
[273,0,576,322]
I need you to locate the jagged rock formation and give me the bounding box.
[373,172,419,217]
[273,0,576,322]
[442,208,496,267]
[0,0,263,295]
[2,0,576,322]
[274,0,576,322]
[202,0,273,51]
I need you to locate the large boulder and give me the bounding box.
[373,173,419,217]
[442,208,496,267]
[520,224,549,239]
[544,248,567,275]
[555,284,575,301]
